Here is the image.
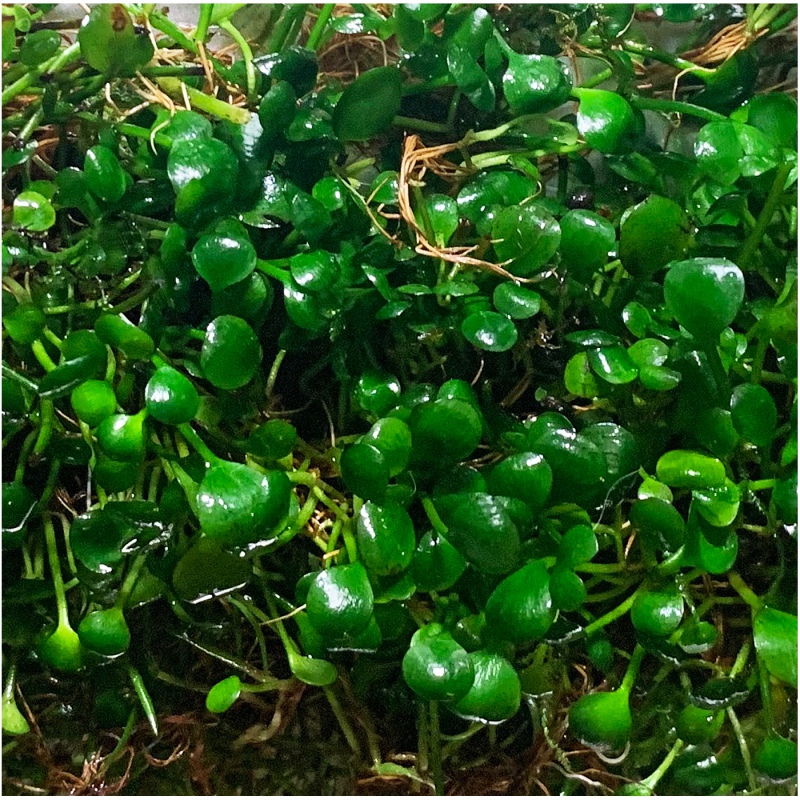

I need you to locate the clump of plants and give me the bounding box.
[2,3,797,795]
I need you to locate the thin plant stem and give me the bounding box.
[305,3,335,50]
[739,163,792,270]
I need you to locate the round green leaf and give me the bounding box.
[206,676,242,713]
[664,258,744,342]
[84,145,127,204]
[289,250,339,294]
[306,563,374,639]
[502,52,572,114]
[144,366,199,425]
[656,450,726,489]
[492,283,541,319]
[620,195,690,278]
[362,416,412,477]
[754,607,797,688]
[201,316,262,390]
[730,383,777,447]
[630,582,684,637]
[569,689,631,752]
[559,209,615,281]
[461,311,518,352]
[13,191,55,231]
[589,345,639,385]
[340,442,389,503]
[71,380,117,428]
[411,531,467,593]
[449,650,521,723]
[192,234,257,292]
[565,352,600,397]
[492,204,561,277]
[487,452,553,513]
[575,88,638,154]
[402,624,475,702]
[332,67,402,141]
[692,478,740,527]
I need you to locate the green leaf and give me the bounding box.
[197,462,291,547]
[19,29,60,66]
[332,67,402,141]
[558,524,599,568]
[449,650,521,723]
[656,450,726,489]
[77,4,154,77]
[461,311,518,352]
[631,582,684,637]
[664,258,745,342]
[620,195,690,278]
[306,563,374,639]
[172,539,252,602]
[492,283,541,319]
[402,624,475,702]
[754,607,798,688]
[446,43,495,112]
[191,233,257,293]
[13,191,55,231]
[502,52,572,115]
[575,88,638,154]
[559,209,615,282]
[492,204,561,277]
[565,352,600,398]
[94,314,155,360]
[84,145,127,204]
[200,315,262,390]
[589,346,639,385]
[730,383,777,447]
[692,478,740,527]
[206,676,242,713]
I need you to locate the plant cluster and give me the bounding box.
[2,3,797,795]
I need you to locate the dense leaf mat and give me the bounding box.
[2,3,797,795]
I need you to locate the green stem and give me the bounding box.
[176,423,220,465]
[702,340,731,403]
[267,4,308,53]
[429,700,444,796]
[579,66,613,89]
[194,3,214,42]
[44,516,70,629]
[115,553,149,609]
[642,738,684,791]
[727,706,758,791]
[619,39,714,77]
[255,259,292,283]
[729,639,752,679]
[585,585,644,636]
[727,571,764,611]
[266,349,287,398]
[148,10,200,52]
[739,163,792,270]
[33,400,55,456]
[629,96,727,122]
[127,664,158,736]
[421,497,448,537]
[620,644,645,694]
[2,364,39,393]
[14,429,38,484]
[394,115,452,134]
[745,479,777,492]
[305,3,335,50]
[30,339,58,372]
[323,686,362,757]
[103,709,137,764]
[219,19,257,102]
[156,78,251,124]
[1,41,81,105]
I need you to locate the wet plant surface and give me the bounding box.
[1,3,798,795]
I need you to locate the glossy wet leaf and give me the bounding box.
[695,408,739,458]
[656,449,726,489]
[559,209,615,281]
[84,145,127,204]
[306,563,374,639]
[492,283,541,319]
[461,311,518,352]
[192,233,257,292]
[686,506,738,574]
[630,582,684,637]
[95,313,155,360]
[589,345,639,385]
[575,88,638,154]
[206,676,242,713]
[730,383,777,447]
[172,539,251,602]
[289,250,339,294]
[676,704,725,745]
[37,623,84,672]
[442,6,493,58]
[19,28,60,66]
[677,620,718,655]
[145,366,199,425]
[287,650,338,686]
[457,170,537,224]
[402,624,475,702]
[664,258,745,342]
[446,43,495,112]
[564,352,600,397]
[434,493,521,575]
[503,52,572,114]
[485,559,555,644]
[78,4,154,77]
[692,478,740,527]
[549,568,586,612]
[411,531,467,592]
[492,204,560,277]
[197,462,291,547]
[332,67,402,141]
[355,500,415,577]
[690,677,750,711]
[362,417,412,477]
[569,688,631,752]
[96,411,147,462]
[201,316,262,390]
[449,650,521,723]
[487,452,552,513]
[13,191,55,231]
[2,482,37,550]
[353,371,402,419]
[754,607,797,688]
